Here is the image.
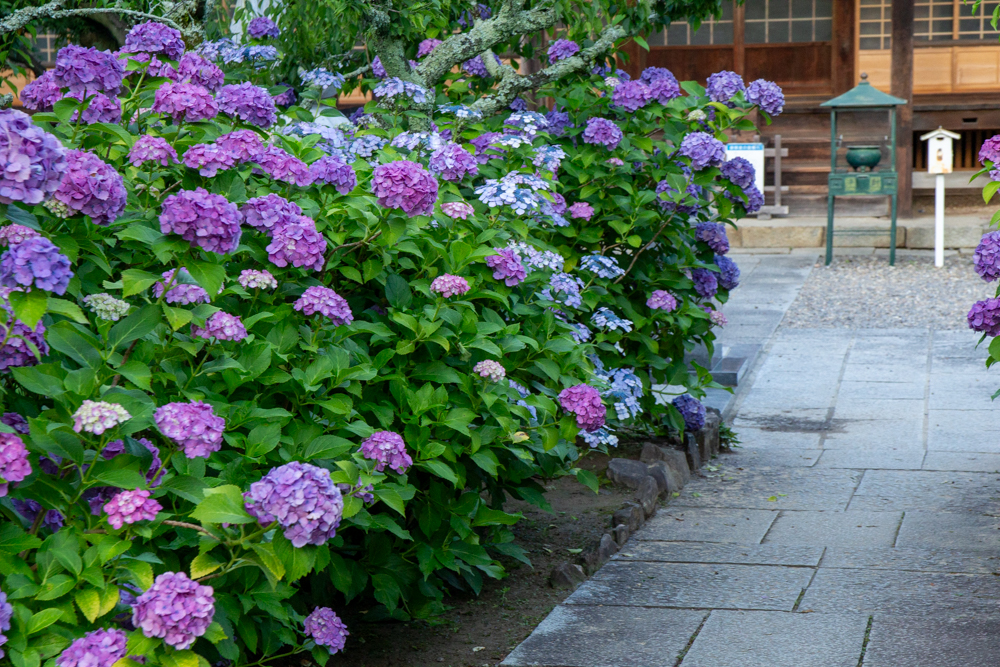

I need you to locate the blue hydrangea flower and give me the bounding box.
[373,77,429,103]
[475,175,543,214]
[532,145,567,172]
[541,272,585,308]
[571,322,592,343]
[581,426,619,448]
[301,67,345,90]
[349,134,388,158]
[506,111,549,137]
[591,307,633,333]
[715,254,740,290]
[438,104,482,119]
[580,255,625,279]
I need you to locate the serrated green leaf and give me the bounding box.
[75,589,100,623]
[9,289,48,328]
[191,485,254,524]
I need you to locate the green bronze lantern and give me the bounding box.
[820,74,907,265]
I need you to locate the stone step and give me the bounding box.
[730,214,988,249]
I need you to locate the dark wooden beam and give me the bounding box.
[891,0,914,218]
[733,0,745,76]
[832,0,856,94]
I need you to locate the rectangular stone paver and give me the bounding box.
[927,409,1000,452]
[679,610,868,667]
[821,419,924,450]
[815,449,925,470]
[722,427,822,449]
[762,510,903,547]
[848,470,1000,512]
[923,451,1000,472]
[863,615,1000,667]
[615,542,823,567]
[820,545,1000,574]
[674,468,862,511]
[565,561,814,611]
[718,448,823,468]
[500,605,707,667]
[894,511,1000,551]
[637,508,778,544]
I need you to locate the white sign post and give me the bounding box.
[920,127,960,268]
[724,143,765,192]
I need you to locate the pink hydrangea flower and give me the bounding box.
[558,384,606,432]
[103,489,162,529]
[132,572,215,650]
[430,274,470,298]
[304,607,348,654]
[371,160,438,217]
[647,290,678,312]
[0,433,31,497]
[360,431,412,474]
[244,462,344,547]
[192,311,247,341]
[441,201,475,219]
[154,401,225,459]
[266,217,327,271]
[182,143,236,177]
[129,136,178,167]
[293,286,352,325]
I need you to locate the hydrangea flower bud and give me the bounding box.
[360,431,412,474]
[132,572,215,649]
[0,237,73,295]
[192,311,247,342]
[238,269,277,290]
[54,149,127,226]
[73,400,130,435]
[647,290,678,312]
[104,489,162,529]
[304,607,348,653]
[672,394,706,431]
[430,274,470,298]
[474,359,506,382]
[244,462,344,546]
[83,293,131,321]
[293,286,353,325]
[160,188,242,254]
[558,384,606,432]
[55,628,127,667]
[155,401,225,458]
[0,433,31,497]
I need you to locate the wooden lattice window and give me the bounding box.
[859,0,891,50]
[915,0,955,41]
[649,3,734,46]
[744,0,834,44]
[30,34,60,66]
[958,0,1000,39]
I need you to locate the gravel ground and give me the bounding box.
[783,254,995,329]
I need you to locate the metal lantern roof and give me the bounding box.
[821,75,907,109]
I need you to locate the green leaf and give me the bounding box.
[12,365,64,396]
[117,224,163,245]
[191,485,254,524]
[189,552,222,579]
[52,97,79,122]
[47,297,89,324]
[75,589,101,623]
[117,360,152,390]
[186,260,225,300]
[385,273,412,309]
[162,305,193,331]
[5,204,40,229]
[26,608,63,635]
[272,533,316,582]
[417,460,459,486]
[374,488,406,516]
[250,543,285,582]
[96,469,147,490]
[470,450,499,476]
[985,179,1000,203]
[9,289,48,328]
[339,266,363,283]
[0,523,42,554]
[303,435,354,461]
[633,34,650,50]
[161,475,208,503]
[46,322,101,368]
[108,305,161,351]
[36,573,75,600]
[412,361,461,384]
[121,269,162,297]
[574,468,600,494]
[245,423,281,458]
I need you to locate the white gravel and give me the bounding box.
[783,255,996,329]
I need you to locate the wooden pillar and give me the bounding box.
[891,0,914,218]
[733,1,745,76]
[832,0,856,94]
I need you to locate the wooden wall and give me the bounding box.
[859,46,1000,94]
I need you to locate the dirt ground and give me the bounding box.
[334,446,643,667]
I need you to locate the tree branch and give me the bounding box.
[49,8,185,34]
[0,0,67,35]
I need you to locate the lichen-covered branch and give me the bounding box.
[0,0,67,35]
[1,0,188,38]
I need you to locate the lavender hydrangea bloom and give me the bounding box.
[428,143,479,182]
[746,79,785,115]
[691,268,718,298]
[155,401,225,458]
[0,592,10,657]
[0,109,67,205]
[714,254,740,290]
[548,39,580,63]
[254,146,313,186]
[706,70,745,105]
[120,52,179,80]
[641,66,674,84]
[55,628,127,667]
[374,77,429,103]
[371,160,438,216]
[245,463,343,547]
[558,384,606,432]
[0,225,38,247]
[487,248,527,286]
[122,21,185,59]
[695,222,730,255]
[238,269,277,290]
[582,118,623,150]
[542,273,585,308]
[474,359,506,382]
[310,156,357,194]
[132,572,215,649]
[177,52,225,90]
[360,431,413,473]
[418,38,443,57]
[680,132,727,170]
[20,71,62,112]
[247,16,280,38]
[183,143,236,177]
[969,298,1000,335]
[216,82,278,128]
[54,150,127,225]
[192,311,247,341]
[649,75,682,104]
[709,309,727,326]
[980,136,1000,165]
[580,255,624,279]
[103,489,162,529]
[612,80,652,112]
[463,55,493,77]
[0,433,31,496]
[974,231,1000,281]
[545,109,572,138]
[215,130,263,164]
[152,82,219,122]
[441,201,475,219]
[672,394,705,431]
[720,157,756,190]
[568,202,594,220]
[294,286,353,324]
[11,498,62,530]
[430,274,470,297]
[304,607,349,653]
[371,56,386,78]
[61,91,122,124]
[727,183,764,213]
[647,290,678,311]
[129,136,178,167]
[349,134,388,159]
[0,297,49,372]
[153,269,210,304]
[160,188,242,254]
[1,412,27,434]
[53,45,124,95]
[0,237,73,294]
[241,194,302,232]
[267,217,328,271]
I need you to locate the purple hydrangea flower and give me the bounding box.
[418,38,443,58]
[969,298,1000,335]
[0,109,67,205]
[0,236,73,294]
[72,400,130,434]
[0,433,31,497]
[582,118,623,150]
[216,82,277,128]
[20,70,62,112]
[558,384,606,432]
[545,109,572,138]
[463,55,493,77]
[360,431,412,473]
[720,157,756,190]
[715,254,740,290]
[103,489,162,529]
[980,136,1000,165]
[247,16,280,39]
[706,70,745,105]
[152,82,219,122]
[672,394,705,431]
[53,45,124,95]
[373,77,429,104]
[122,21,185,60]
[649,75,682,104]
[568,202,594,220]
[11,498,62,530]
[154,401,225,458]
[273,83,296,107]
[183,143,236,177]
[486,248,527,286]
[656,176,703,216]
[129,136,178,167]
[302,67,345,89]
[192,311,247,341]
[304,607,348,653]
[691,268,718,298]
[309,156,357,194]
[177,52,225,90]
[238,269,277,290]
[727,184,764,213]
[371,160,438,217]
[55,628,127,667]
[474,359,506,382]
[695,222,730,255]
[430,274,470,297]
[428,143,479,182]
[647,290,678,312]
[548,192,568,215]
[153,268,210,304]
[241,194,302,232]
[1,412,27,434]
[680,131,727,170]
[160,188,242,254]
[708,309,727,326]
[543,272,585,307]
[372,55,386,78]
[104,436,163,486]
[0,295,48,372]
[54,149,126,225]
[218,130,264,163]
[245,462,344,546]
[0,591,8,657]
[132,572,215,649]
[256,145,313,186]
[441,201,475,219]
[641,67,674,84]
[612,80,652,112]
[121,52,179,80]
[548,39,580,63]
[293,286,352,324]
[975,231,1000,281]
[0,225,39,247]
[60,91,121,124]
[267,218,328,271]
[746,79,784,116]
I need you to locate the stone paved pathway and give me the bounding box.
[503,258,1000,667]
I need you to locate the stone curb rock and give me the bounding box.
[549,563,587,590]
[613,523,629,547]
[647,461,681,497]
[685,432,701,471]
[613,502,644,533]
[696,411,722,462]
[640,443,692,486]
[636,476,659,517]
[579,533,619,575]
[606,458,653,490]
